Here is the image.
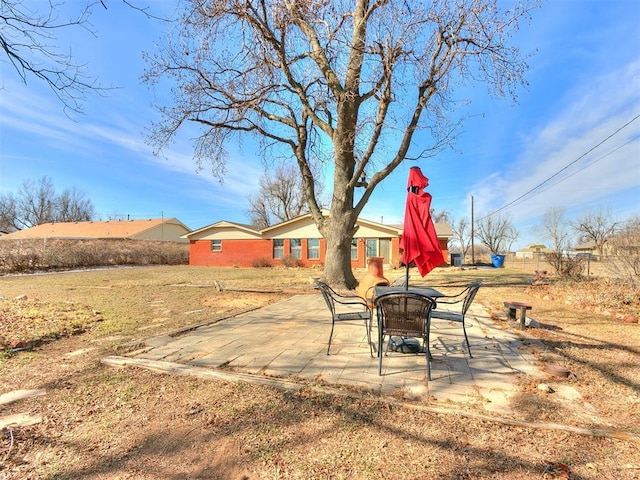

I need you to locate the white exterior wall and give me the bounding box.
[264,218,321,239]
[131,224,190,243]
[263,216,400,239]
[353,224,399,238]
[189,226,262,241]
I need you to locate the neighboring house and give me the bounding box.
[2,218,191,243]
[184,212,453,269]
[515,243,553,259]
[574,241,596,255]
[608,234,640,256]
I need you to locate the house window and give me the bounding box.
[351,238,358,260]
[290,238,302,259]
[273,239,284,259]
[211,239,222,252]
[366,239,378,257]
[308,238,320,259]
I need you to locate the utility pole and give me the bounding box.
[471,195,475,265]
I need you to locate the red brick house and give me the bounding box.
[184,212,452,269]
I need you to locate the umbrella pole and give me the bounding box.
[405,264,409,290]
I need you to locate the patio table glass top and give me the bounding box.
[373,285,444,298]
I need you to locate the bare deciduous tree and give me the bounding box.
[432,210,452,224]
[605,215,640,286]
[452,217,472,258]
[0,193,18,232]
[475,213,518,254]
[145,0,536,287]
[0,0,99,113]
[246,165,308,229]
[0,176,95,230]
[17,177,57,228]
[538,207,572,252]
[572,207,618,255]
[0,1,163,112]
[57,186,96,222]
[537,207,584,278]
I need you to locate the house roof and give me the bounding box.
[518,243,552,253]
[574,241,597,251]
[185,212,454,240]
[186,220,260,238]
[2,218,190,240]
[388,222,453,237]
[432,222,453,237]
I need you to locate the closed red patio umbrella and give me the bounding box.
[400,167,444,284]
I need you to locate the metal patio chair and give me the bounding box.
[390,275,409,288]
[363,275,408,303]
[430,280,483,358]
[315,281,373,356]
[374,292,436,378]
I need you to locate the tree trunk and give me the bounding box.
[322,204,359,290]
[323,237,357,289]
[322,215,358,289]
[321,87,366,289]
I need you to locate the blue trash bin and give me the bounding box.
[491,254,506,268]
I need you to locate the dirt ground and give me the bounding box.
[0,266,639,479]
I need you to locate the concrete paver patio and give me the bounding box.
[111,292,547,415]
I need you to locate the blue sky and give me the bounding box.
[1,0,638,250]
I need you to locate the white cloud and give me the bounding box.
[1,77,264,207]
[471,60,640,225]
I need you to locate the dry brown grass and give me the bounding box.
[1,265,639,479]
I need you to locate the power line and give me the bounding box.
[518,134,639,199]
[478,114,640,221]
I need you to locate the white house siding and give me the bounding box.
[262,216,401,240]
[263,217,321,239]
[187,226,262,241]
[131,224,190,243]
[353,223,399,238]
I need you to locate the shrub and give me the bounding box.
[281,254,304,268]
[0,239,188,274]
[252,257,273,268]
[544,252,585,280]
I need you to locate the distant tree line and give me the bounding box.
[535,206,638,282]
[0,176,95,232]
[447,205,638,283]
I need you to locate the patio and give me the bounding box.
[109,293,544,415]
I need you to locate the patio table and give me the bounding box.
[371,285,443,361]
[373,285,444,298]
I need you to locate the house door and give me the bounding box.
[366,238,391,264]
[379,238,391,264]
